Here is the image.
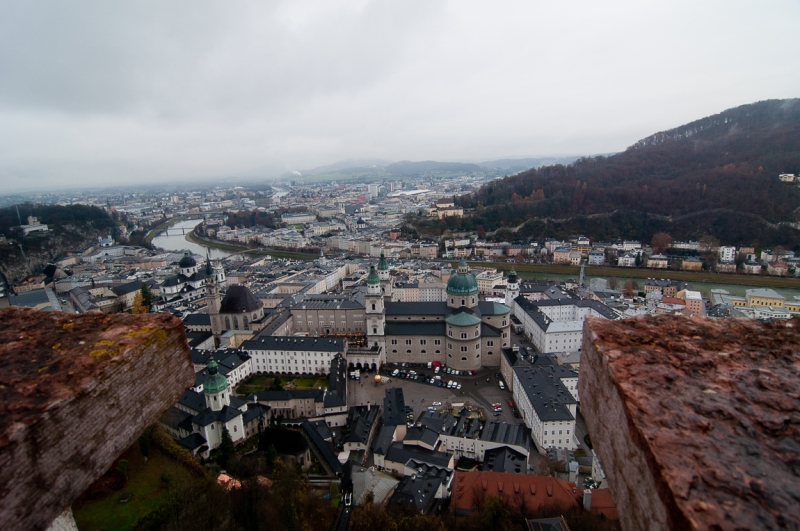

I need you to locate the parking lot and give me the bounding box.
[348,364,520,425]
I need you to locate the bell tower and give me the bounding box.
[365,264,385,350]
[505,268,519,307]
[205,255,222,337]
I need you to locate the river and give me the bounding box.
[150,219,230,259]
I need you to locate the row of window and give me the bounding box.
[390,339,442,345]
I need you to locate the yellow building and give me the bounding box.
[745,288,785,308]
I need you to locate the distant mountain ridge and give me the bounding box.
[479,156,584,172]
[433,99,800,247]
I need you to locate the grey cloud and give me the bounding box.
[0,0,798,192]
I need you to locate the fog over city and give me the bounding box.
[1,0,798,192]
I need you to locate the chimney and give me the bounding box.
[583,489,592,511]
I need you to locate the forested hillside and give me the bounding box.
[432,99,800,247]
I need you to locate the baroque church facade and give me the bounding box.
[363,254,513,371]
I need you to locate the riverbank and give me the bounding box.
[185,230,318,260]
[143,215,193,246]
[462,261,800,290]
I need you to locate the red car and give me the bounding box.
[508,399,515,407]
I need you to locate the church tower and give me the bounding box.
[377,251,392,298]
[203,357,230,411]
[205,255,223,337]
[505,268,519,307]
[365,264,385,351]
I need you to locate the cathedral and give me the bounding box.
[364,254,513,371]
[202,251,514,371]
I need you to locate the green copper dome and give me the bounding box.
[446,312,482,326]
[507,268,518,283]
[366,264,380,285]
[203,358,228,395]
[447,259,478,295]
[377,251,389,271]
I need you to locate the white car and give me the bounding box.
[432,401,442,406]
[456,383,462,390]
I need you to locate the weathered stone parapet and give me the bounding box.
[0,307,195,531]
[579,314,800,531]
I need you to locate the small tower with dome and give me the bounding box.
[178,251,199,277]
[203,357,229,411]
[446,258,479,310]
[365,264,385,351]
[505,268,519,307]
[376,251,393,298]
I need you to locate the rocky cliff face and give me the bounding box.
[580,314,800,531]
[0,223,115,284]
[0,308,194,531]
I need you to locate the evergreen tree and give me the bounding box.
[218,426,235,469]
[140,283,154,312]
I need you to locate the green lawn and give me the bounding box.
[292,377,328,389]
[235,374,274,395]
[73,447,187,531]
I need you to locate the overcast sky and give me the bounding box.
[1,1,798,192]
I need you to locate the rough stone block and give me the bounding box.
[579,314,800,531]
[0,307,195,531]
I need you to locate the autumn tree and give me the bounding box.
[651,232,672,254]
[623,279,639,297]
[131,292,149,314]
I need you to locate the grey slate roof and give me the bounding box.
[241,335,346,353]
[482,446,528,473]
[514,366,577,422]
[385,302,448,315]
[373,425,396,456]
[178,433,208,451]
[161,406,192,431]
[220,285,262,313]
[302,420,343,475]
[342,405,380,445]
[178,389,207,414]
[324,354,347,409]
[383,388,406,427]
[111,279,142,296]
[184,313,211,326]
[403,426,440,448]
[385,322,446,336]
[384,441,451,469]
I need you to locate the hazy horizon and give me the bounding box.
[1,1,798,193]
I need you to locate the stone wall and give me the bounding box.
[0,307,194,531]
[579,314,800,531]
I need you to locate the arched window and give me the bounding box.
[225,316,231,329]
[461,356,467,361]
[372,303,376,310]
[243,315,249,328]
[233,425,238,432]
[461,299,465,306]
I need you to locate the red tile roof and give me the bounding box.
[451,471,581,513]
[589,488,618,520]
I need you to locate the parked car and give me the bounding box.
[432,401,442,406]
